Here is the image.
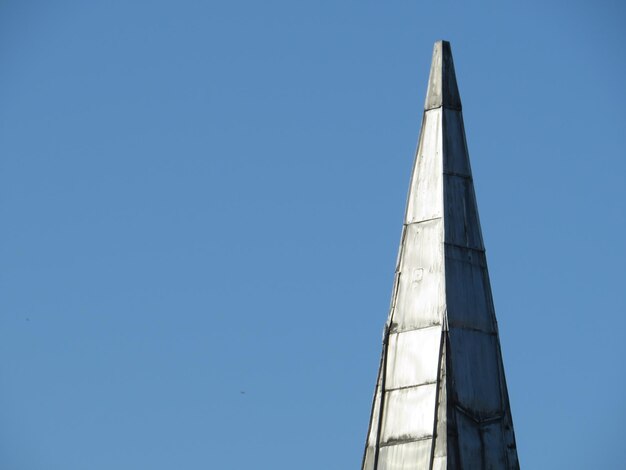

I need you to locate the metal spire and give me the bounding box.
[361,41,519,470]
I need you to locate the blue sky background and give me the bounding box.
[1,1,625,469]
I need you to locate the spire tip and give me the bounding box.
[424,40,462,111]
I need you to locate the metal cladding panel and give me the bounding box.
[443,174,484,251]
[362,449,375,470]
[366,386,383,447]
[362,356,383,470]
[393,219,444,331]
[424,41,461,111]
[442,109,471,177]
[482,421,508,468]
[377,440,432,470]
[448,328,503,417]
[502,408,520,468]
[381,384,437,443]
[455,410,483,468]
[431,456,447,470]
[386,326,442,390]
[444,250,496,333]
[444,432,460,469]
[432,337,448,460]
[406,108,443,224]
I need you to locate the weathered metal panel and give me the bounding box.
[455,410,483,468]
[393,219,444,331]
[405,108,443,224]
[482,421,508,468]
[502,405,520,468]
[448,328,503,416]
[386,326,442,390]
[366,385,382,447]
[443,173,484,251]
[432,456,448,470]
[442,109,471,177]
[444,251,496,333]
[377,440,432,470]
[381,384,437,443]
[432,336,448,461]
[362,449,376,470]
[362,356,383,470]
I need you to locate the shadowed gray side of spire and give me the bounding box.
[441,81,519,470]
[361,41,519,470]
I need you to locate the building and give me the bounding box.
[361,41,520,470]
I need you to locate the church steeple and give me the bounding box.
[361,41,519,470]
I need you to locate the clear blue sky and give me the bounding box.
[1,1,624,469]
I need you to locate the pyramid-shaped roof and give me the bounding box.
[361,41,519,470]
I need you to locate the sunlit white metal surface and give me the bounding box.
[362,41,519,469]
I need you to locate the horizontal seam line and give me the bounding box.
[404,217,442,225]
[444,171,473,180]
[448,325,497,335]
[444,242,485,253]
[390,324,442,334]
[384,381,437,393]
[425,105,462,111]
[455,403,504,424]
[389,324,441,334]
[379,435,433,447]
